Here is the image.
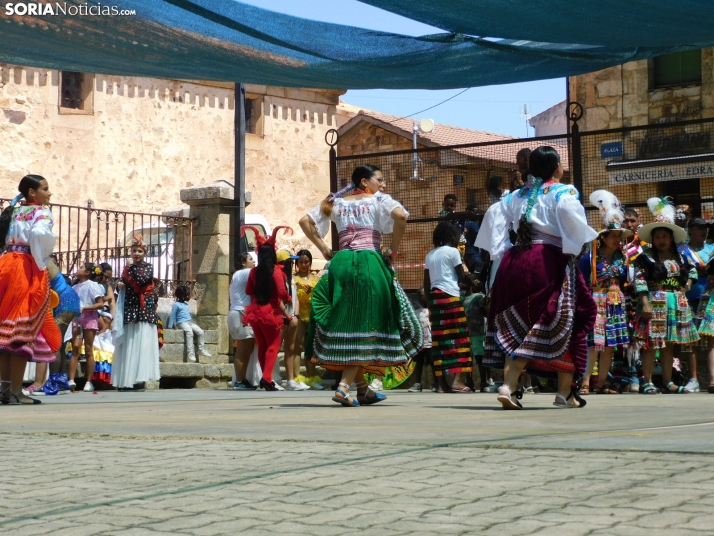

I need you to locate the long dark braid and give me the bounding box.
[515,147,560,249]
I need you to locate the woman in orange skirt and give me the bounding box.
[0,175,61,405]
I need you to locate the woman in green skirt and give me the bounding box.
[299,164,423,407]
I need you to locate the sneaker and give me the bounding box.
[68,380,76,392]
[481,383,500,393]
[294,375,312,391]
[187,355,197,362]
[430,384,438,392]
[233,380,257,391]
[198,349,212,358]
[407,382,422,393]
[368,378,383,392]
[683,378,700,393]
[83,381,95,392]
[22,384,45,396]
[626,382,640,393]
[285,380,309,391]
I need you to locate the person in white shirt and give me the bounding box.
[69,263,107,392]
[424,222,474,393]
[476,146,597,410]
[228,253,257,390]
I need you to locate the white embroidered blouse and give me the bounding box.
[5,205,56,270]
[307,193,407,247]
[475,181,597,260]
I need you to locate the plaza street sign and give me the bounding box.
[601,141,623,158]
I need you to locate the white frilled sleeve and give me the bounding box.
[306,204,332,239]
[29,207,56,270]
[375,193,408,234]
[555,194,598,255]
[475,199,512,261]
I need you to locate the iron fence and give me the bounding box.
[334,116,714,291]
[578,116,714,228]
[0,199,195,297]
[335,134,571,290]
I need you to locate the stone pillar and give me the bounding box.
[157,180,252,388]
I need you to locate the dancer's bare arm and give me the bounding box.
[299,215,333,260]
[389,207,407,253]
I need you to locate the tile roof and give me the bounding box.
[338,107,570,170]
[345,109,515,146]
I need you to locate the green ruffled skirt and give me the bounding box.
[305,250,423,374]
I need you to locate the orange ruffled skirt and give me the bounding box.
[0,252,61,362]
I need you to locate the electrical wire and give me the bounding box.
[404,87,472,118]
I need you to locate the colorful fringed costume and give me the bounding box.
[634,251,700,348]
[578,190,631,351]
[633,198,700,349]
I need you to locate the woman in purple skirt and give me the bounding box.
[475,146,598,410]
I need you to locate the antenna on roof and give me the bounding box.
[412,119,436,181]
[520,104,531,137]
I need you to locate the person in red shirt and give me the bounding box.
[242,226,293,391]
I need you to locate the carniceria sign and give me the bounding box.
[608,161,714,185]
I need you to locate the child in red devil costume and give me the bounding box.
[241,226,294,391]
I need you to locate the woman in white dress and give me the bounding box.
[112,236,160,391]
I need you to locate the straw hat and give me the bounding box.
[638,197,687,244]
[588,190,631,239]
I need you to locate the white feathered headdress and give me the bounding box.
[646,197,676,224]
[638,197,687,245]
[589,190,630,237]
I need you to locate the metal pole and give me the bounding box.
[234,83,246,259]
[571,119,583,194]
[329,143,339,253]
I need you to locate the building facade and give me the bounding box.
[570,48,714,221]
[0,64,344,246]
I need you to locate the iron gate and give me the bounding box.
[0,199,195,297]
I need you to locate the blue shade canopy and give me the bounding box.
[359,0,714,48]
[0,0,706,89]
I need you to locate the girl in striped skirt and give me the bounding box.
[424,222,474,393]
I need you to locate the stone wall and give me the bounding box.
[570,49,714,210]
[0,65,344,243]
[569,48,714,131]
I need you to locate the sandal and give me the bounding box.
[355,381,387,405]
[497,386,523,410]
[5,390,41,405]
[553,389,587,408]
[332,382,360,407]
[595,383,619,395]
[0,380,11,405]
[578,385,590,396]
[642,382,660,394]
[662,381,685,394]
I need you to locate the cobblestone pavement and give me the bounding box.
[1,391,714,535]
